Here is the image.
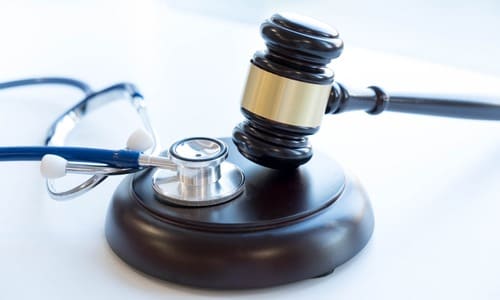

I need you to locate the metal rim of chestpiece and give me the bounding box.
[152,137,245,207]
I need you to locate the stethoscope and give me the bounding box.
[0,78,244,205]
[3,13,500,289]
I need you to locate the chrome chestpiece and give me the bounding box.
[152,137,245,207]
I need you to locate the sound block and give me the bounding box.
[105,138,374,289]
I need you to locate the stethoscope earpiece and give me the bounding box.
[126,128,154,152]
[39,128,157,180]
[40,154,68,179]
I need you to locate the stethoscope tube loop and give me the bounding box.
[37,79,161,200]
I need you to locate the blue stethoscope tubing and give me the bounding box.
[0,147,141,169]
[0,77,162,200]
[0,78,150,174]
[0,77,93,95]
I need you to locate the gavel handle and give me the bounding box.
[327,82,500,120]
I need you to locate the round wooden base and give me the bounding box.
[105,138,374,289]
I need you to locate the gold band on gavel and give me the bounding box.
[241,64,331,128]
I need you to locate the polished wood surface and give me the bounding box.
[105,138,374,289]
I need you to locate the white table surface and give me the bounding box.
[1,1,500,299]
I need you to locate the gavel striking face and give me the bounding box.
[232,13,343,169]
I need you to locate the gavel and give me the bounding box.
[233,13,500,169]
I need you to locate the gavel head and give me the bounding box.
[232,13,344,169]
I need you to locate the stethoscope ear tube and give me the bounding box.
[43,83,161,200]
[0,78,160,200]
[40,154,132,179]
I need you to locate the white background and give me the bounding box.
[0,1,500,299]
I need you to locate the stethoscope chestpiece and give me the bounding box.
[152,137,245,207]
